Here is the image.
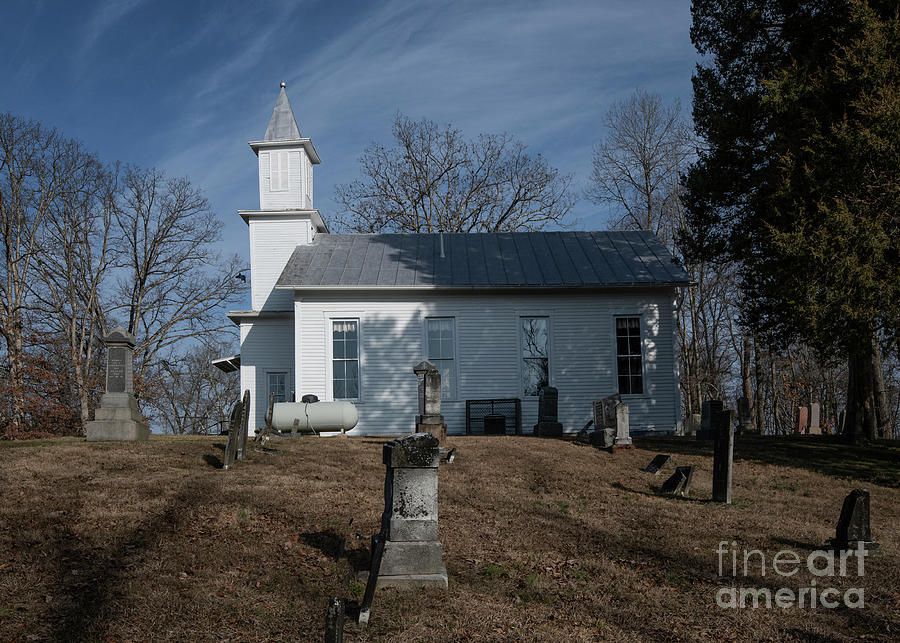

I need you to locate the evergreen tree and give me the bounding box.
[684,0,899,441]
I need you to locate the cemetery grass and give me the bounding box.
[0,435,897,642]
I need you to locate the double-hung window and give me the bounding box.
[616,316,643,395]
[270,151,289,192]
[521,317,549,396]
[267,372,287,404]
[332,319,360,400]
[425,317,455,400]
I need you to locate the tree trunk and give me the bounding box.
[844,334,878,444]
[771,358,781,435]
[741,335,753,430]
[753,338,765,434]
[872,336,889,439]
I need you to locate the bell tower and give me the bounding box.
[239,83,327,312]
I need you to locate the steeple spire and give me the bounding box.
[263,82,301,141]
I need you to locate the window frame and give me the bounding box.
[614,314,645,396]
[266,370,289,405]
[424,316,458,401]
[519,315,551,398]
[269,150,290,192]
[328,317,361,402]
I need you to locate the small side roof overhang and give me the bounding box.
[212,354,241,373]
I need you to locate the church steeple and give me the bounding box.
[264,83,302,141]
[248,83,321,211]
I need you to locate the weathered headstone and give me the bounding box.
[85,328,150,441]
[413,361,446,443]
[376,433,448,589]
[737,396,753,434]
[660,466,694,495]
[795,405,808,435]
[684,413,701,436]
[223,398,243,470]
[807,402,821,435]
[592,394,621,448]
[643,454,671,474]
[237,389,251,459]
[611,401,633,450]
[712,408,734,503]
[325,597,345,642]
[697,399,723,440]
[533,386,563,437]
[830,489,880,553]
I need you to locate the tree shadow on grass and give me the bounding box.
[610,481,713,503]
[300,530,345,560]
[47,479,218,641]
[202,454,222,468]
[634,435,900,488]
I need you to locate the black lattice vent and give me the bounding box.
[465,399,522,435]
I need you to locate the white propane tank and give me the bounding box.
[271,401,358,433]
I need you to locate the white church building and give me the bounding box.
[218,86,691,436]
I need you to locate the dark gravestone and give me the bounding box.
[643,454,671,474]
[107,347,126,393]
[795,405,808,435]
[660,466,694,495]
[223,399,242,470]
[237,389,251,460]
[737,396,752,434]
[697,399,723,440]
[325,597,345,642]
[831,489,880,553]
[533,386,563,436]
[357,533,385,626]
[484,414,506,435]
[712,408,734,503]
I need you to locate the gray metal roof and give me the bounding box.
[264,87,302,141]
[275,231,690,289]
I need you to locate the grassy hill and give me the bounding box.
[0,434,897,641]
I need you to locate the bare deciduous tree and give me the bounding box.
[335,113,574,233]
[0,114,94,433]
[112,166,247,383]
[586,89,693,247]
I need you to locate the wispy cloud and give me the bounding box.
[78,0,146,63]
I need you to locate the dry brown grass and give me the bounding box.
[0,434,897,642]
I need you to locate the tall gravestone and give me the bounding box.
[375,433,448,589]
[807,402,821,435]
[533,386,563,437]
[712,407,734,503]
[413,361,446,443]
[610,401,634,452]
[697,399,723,440]
[683,413,701,436]
[795,405,809,435]
[85,328,149,441]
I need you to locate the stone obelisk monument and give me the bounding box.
[85,327,149,441]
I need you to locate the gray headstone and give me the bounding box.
[85,327,148,441]
[374,433,448,589]
[643,454,671,474]
[614,401,632,446]
[737,396,752,433]
[835,489,871,543]
[712,408,734,503]
[592,394,620,447]
[684,413,701,436]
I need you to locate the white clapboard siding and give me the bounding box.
[290,289,680,436]
[258,147,313,210]
[249,216,313,310]
[240,317,295,430]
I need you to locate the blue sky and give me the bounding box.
[2,0,697,261]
